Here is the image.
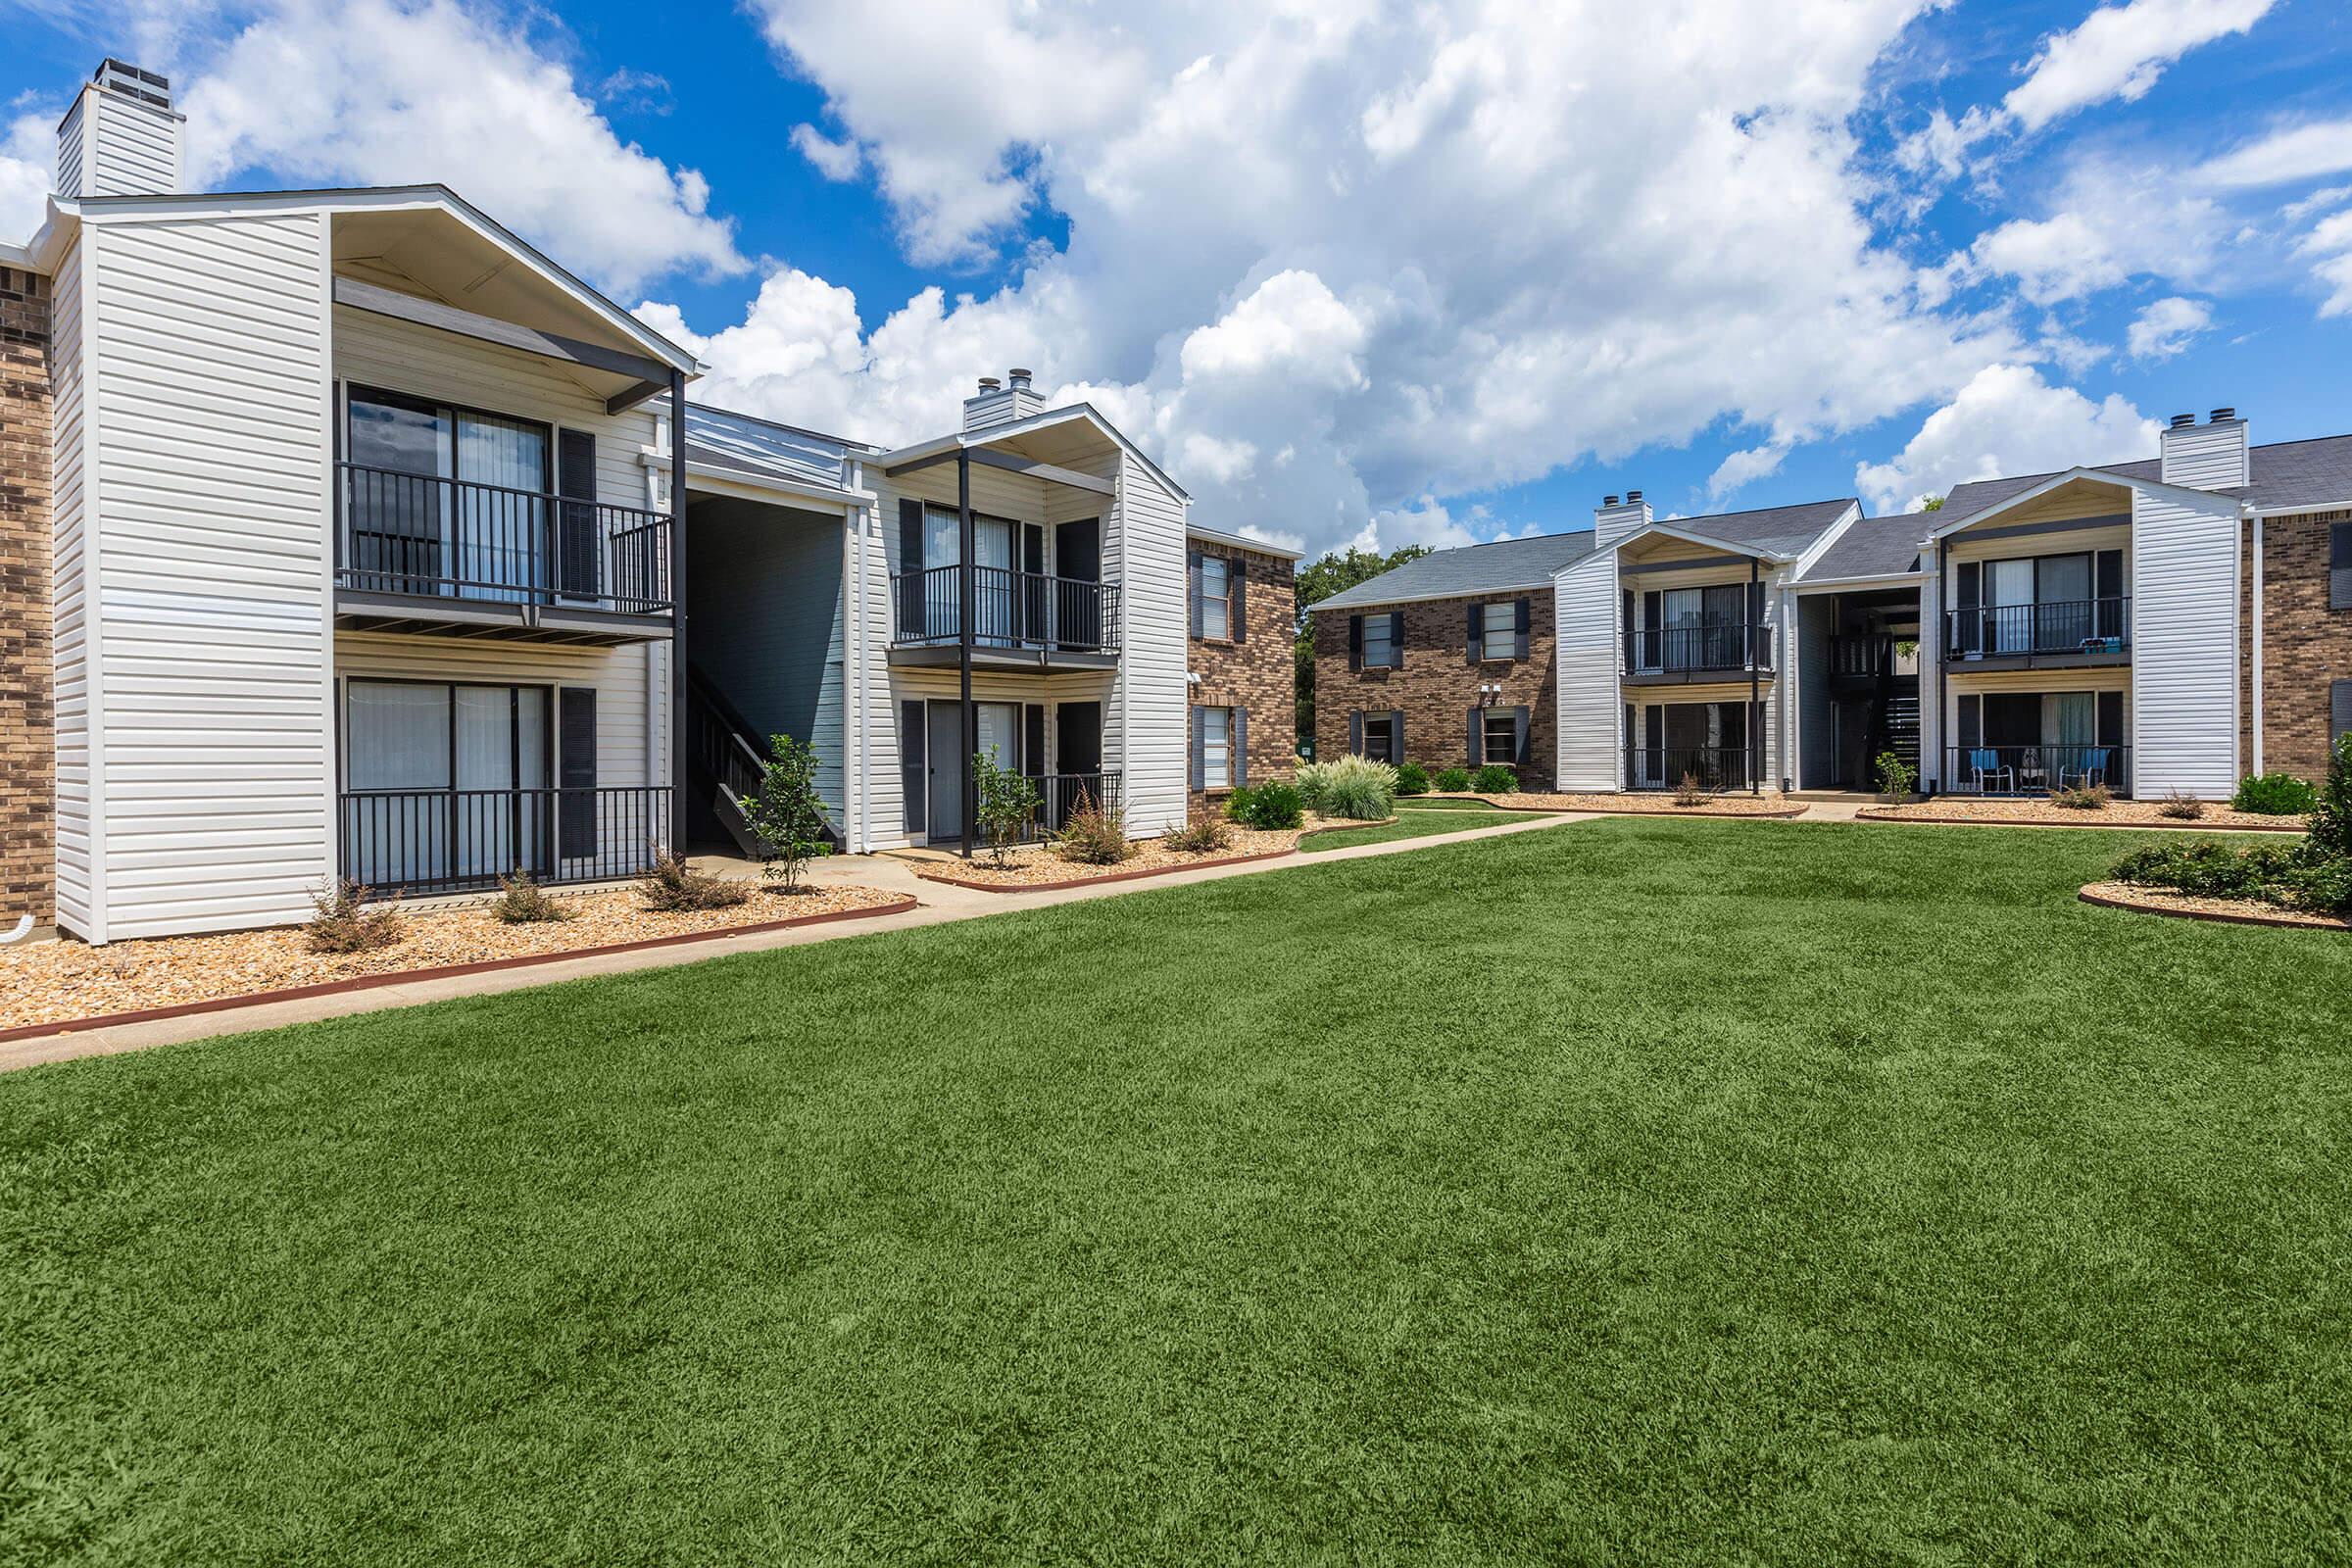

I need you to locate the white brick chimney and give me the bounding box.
[2158,406,2250,491]
[57,59,184,199]
[961,367,1045,433]
[1593,489,1652,548]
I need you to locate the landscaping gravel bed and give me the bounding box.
[1860,799,2305,831]
[0,884,907,1032]
[913,822,1329,888]
[2082,881,2349,930]
[1429,791,1801,817]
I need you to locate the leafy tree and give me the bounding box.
[741,734,832,892]
[1293,544,1432,749]
[1919,494,1944,512]
[971,746,1041,865]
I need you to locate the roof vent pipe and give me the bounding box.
[1603,495,1621,507]
[977,376,1001,392]
[2209,407,2236,423]
[2170,414,2195,428]
[1007,368,1033,390]
[1626,489,1643,503]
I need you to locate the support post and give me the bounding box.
[958,448,975,858]
[668,371,689,857]
[1749,556,1761,795]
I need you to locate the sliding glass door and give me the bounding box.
[346,388,552,602]
[345,681,552,890]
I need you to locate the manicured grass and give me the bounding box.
[7,820,2352,1563]
[1302,803,1548,851]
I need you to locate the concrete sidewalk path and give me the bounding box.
[3,809,1608,1072]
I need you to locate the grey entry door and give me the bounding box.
[926,701,964,842]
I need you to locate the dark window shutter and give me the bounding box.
[1467,707,1481,765]
[1467,601,1482,664]
[1348,614,1363,670]
[1512,706,1530,764]
[1514,597,1531,660]
[1188,550,1204,639]
[2096,549,2125,639]
[1955,560,1981,654]
[897,499,924,639]
[1190,706,1205,790]
[1234,707,1249,786]
[1024,704,1045,782]
[558,688,597,859]
[1957,693,1982,752]
[1389,611,1406,667]
[2096,690,2124,750]
[1348,710,1363,756]
[2331,679,2352,742]
[1232,562,1247,644]
[556,429,600,598]
[900,699,926,833]
[2331,524,2352,611]
[1388,710,1405,764]
[1645,705,1662,753]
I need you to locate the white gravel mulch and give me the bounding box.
[915,821,1325,887]
[0,883,907,1032]
[1860,799,2306,831]
[2084,881,2348,931]
[1430,791,1799,817]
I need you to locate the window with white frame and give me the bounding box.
[1199,556,1232,640]
[1481,602,1514,660]
[1201,706,1234,789]
[1362,615,1395,668]
[1482,709,1517,765]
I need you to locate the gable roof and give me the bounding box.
[874,403,1190,503]
[1797,513,1931,581]
[1642,497,1859,558]
[1188,522,1303,562]
[1312,530,1599,612]
[1940,431,2352,519]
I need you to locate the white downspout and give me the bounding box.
[2250,511,2264,776]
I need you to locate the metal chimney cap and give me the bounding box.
[2170,413,2195,428]
[2209,407,2237,422]
[976,376,1002,391]
[1007,367,1033,384]
[1626,489,1644,503]
[1603,495,1621,507]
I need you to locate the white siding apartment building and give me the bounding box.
[0,61,1202,943]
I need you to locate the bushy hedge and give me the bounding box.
[1472,764,1520,795]
[1395,760,1430,796]
[1296,756,1396,820]
[2232,772,2318,815]
[1433,767,1472,792]
[2114,736,2352,916]
[1224,781,1305,830]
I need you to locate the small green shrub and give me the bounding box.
[2158,790,2206,820]
[2111,841,2302,902]
[1222,786,1256,824]
[1297,756,1396,820]
[1472,763,1520,795]
[490,870,572,924]
[1055,793,1134,865]
[1164,815,1232,855]
[1433,767,1472,793]
[637,853,750,911]
[742,733,835,889]
[970,745,1041,866]
[2053,782,2112,810]
[1671,771,1709,808]
[2308,732,2352,860]
[305,878,403,954]
[1875,750,1917,803]
[1235,781,1305,830]
[1395,760,1430,796]
[2278,856,2352,916]
[2232,772,2318,815]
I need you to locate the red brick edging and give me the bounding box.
[1425,793,1806,819]
[2078,885,2348,932]
[0,895,920,1045]
[913,845,1298,893]
[1861,809,2307,833]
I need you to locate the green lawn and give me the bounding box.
[7,820,2352,1563]
[1302,797,1549,851]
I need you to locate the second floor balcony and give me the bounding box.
[1944,598,2131,667]
[333,462,672,644]
[890,563,1123,669]
[1623,622,1773,683]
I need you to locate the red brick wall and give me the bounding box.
[2247,508,2352,782]
[1188,541,1297,811]
[0,266,52,927]
[1312,589,1557,788]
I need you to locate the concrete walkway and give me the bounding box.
[2,809,1609,1072]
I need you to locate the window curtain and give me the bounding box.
[455,413,549,602]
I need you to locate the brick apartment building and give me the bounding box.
[0,265,50,933]
[1187,524,1300,810]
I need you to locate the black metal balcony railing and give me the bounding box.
[1626,746,1753,793]
[339,785,672,896]
[1624,623,1772,674]
[1830,632,1894,678]
[1944,746,2130,796]
[1945,598,2129,659]
[336,463,672,613]
[893,564,1122,655]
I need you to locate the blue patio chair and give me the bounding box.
[1967,748,2014,795]
[2061,747,2111,791]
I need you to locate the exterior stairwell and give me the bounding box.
[685,664,773,859]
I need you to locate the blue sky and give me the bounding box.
[5,0,2351,557]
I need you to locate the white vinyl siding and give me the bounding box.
[51,235,93,933]
[56,96,85,201]
[80,87,183,197]
[1555,550,1620,789]
[335,635,657,790]
[1110,457,1190,837]
[2157,421,2249,490]
[2131,486,2241,797]
[83,211,330,939]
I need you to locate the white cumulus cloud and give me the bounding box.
[2126,296,2213,359]
[2004,0,2274,132]
[1854,363,2160,514]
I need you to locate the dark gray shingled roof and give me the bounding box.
[1311,529,1600,612]
[1941,432,2352,519]
[1652,497,1857,556]
[1797,513,1932,580]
